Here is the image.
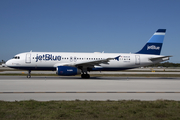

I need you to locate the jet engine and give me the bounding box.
[56,66,80,76]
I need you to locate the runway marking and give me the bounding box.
[0,92,180,93]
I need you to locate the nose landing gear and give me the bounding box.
[27,70,31,78]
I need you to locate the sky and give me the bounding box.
[0,0,180,63]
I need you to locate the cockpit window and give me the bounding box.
[13,56,20,59]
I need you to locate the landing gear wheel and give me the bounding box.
[81,74,90,79]
[86,74,90,78]
[27,75,31,78]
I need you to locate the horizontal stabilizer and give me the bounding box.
[149,56,172,61]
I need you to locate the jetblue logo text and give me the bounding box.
[35,54,61,62]
[147,45,160,50]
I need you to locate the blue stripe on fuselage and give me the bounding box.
[8,66,136,71]
[8,66,56,71]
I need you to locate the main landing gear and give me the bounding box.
[81,74,90,79]
[27,70,31,78]
[81,70,90,78]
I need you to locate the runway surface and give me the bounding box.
[0,76,180,101]
[1,70,180,75]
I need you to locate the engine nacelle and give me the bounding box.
[56,66,80,76]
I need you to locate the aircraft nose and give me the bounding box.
[6,60,12,67]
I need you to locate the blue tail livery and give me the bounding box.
[136,29,166,55]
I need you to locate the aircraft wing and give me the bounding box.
[74,56,120,68]
[54,56,120,68]
[75,58,112,67]
[149,56,172,61]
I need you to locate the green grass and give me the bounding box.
[0,100,180,120]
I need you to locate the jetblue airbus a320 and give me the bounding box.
[6,29,171,78]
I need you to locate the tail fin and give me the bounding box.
[136,29,166,55]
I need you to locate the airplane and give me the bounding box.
[6,29,171,78]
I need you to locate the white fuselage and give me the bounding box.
[6,52,165,71]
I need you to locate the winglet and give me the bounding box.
[136,29,166,55]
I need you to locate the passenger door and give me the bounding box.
[25,53,31,63]
[135,55,140,65]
